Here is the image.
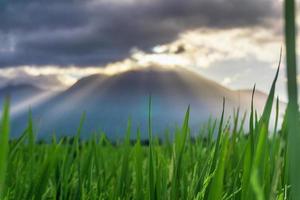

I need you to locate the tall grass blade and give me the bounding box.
[148,95,156,200]
[208,132,229,200]
[258,49,281,129]
[171,106,190,200]
[0,99,10,198]
[134,128,143,200]
[284,0,300,198]
[250,84,256,155]
[204,98,225,199]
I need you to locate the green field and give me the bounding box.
[0,98,287,200]
[0,0,299,199]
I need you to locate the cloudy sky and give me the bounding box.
[0,0,295,100]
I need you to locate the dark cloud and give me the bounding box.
[0,0,280,67]
[0,72,66,90]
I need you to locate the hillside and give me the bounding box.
[11,67,282,139]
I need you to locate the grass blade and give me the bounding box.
[285,0,300,198]
[0,99,10,198]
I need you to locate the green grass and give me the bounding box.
[285,0,300,199]
[0,98,10,199]
[0,0,299,199]
[0,66,291,199]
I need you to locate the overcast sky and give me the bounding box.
[0,0,295,100]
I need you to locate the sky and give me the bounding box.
[0,0,296,100]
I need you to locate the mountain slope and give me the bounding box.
[0,84,59,118]
[0,84,44,103]
[11,67,280,139]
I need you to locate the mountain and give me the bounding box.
[11,67,281,139]
[0,84,59,118]
[0,84,43,103]
[236,89,286,114]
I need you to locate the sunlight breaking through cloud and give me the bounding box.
[0,27,284,91]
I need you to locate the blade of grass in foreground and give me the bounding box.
[249,84,256,157]
[148,95,157,200]
[27,110,36,179]
[116,120,131,199]
[134,128,143,200]
[204,98,225,200]
[0,99,10,198]
[211,98,225,172]
[284,0,300,198]
[208,132,229,200]
[251,124,268,200]
[171,106,190,200]
[258,49,281,129]
[241,84,256,200]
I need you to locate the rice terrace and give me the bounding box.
[0,0,300,199]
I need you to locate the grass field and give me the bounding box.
[0,0,299,199]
